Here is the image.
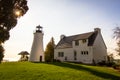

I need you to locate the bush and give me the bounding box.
[97,61,118,68]
[112,64,120,70]
[53,59,61,62]
[98,61,106,66]
[106,62,115,67]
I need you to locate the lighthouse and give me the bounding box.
[29,25,44,62]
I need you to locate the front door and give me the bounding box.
[40,56,42,62]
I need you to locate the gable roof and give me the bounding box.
[55,31,98,49]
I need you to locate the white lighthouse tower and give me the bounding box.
[29,25,44,62]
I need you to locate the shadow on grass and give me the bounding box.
[46,62,120,80]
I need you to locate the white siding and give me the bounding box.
[29,32,44,62]
[54,39,93,64]
[93,33,107,63]
[54,48,73,61]
[73,39,93,64]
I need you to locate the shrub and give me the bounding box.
[106,62,115,67]
[98,61,106,66]
[112,64,120,70]
[53,59,61,62]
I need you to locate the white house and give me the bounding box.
[54,28,107,64]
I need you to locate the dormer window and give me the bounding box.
[82,39,86,43]
[75,40,79,46]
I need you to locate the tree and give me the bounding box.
[0,45,4,63]
[113,27,120,56]
[44,37,55,62]
[18,51,29,61]
[115,41,120,55]
[0,0,29,63]
[113,27,120,40]
[107,53,114,63]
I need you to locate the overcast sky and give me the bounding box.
[4,0,120,61]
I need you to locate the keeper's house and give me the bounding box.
[54,28,107,64]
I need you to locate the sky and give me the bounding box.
[3,0,120,61]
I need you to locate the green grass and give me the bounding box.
[0,62,120,80]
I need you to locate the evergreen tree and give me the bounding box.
[44,37,55,62]
[0,0,29,63]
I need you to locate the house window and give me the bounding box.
[84,51,86,55]
[58,52,64,57]
[75,40,79,46]
[81,51,84,55]
[74,50,77,60]
[81,51,88,55]
[82,39,86,43]
[86,51,88,55]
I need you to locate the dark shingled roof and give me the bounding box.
[55,31,98,49]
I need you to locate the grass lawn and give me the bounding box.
[0,62,120,80]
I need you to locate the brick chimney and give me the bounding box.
[60,35,65,40]
[94,28,101,33]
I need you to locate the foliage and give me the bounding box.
[115,41,120,55]
[0,62,120,80]
[113,63,120,70]
[0,0,29,62]
[113,27,120,41]
[113,27,120,56]
[97,61,106,66]
[107,53,114,63]
[18,51,29,61]
[0,0,29,43]
[106,62,115,67]
[44,37,55,62]
[0,45,4,63]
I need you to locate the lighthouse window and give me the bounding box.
[58,52,64,57]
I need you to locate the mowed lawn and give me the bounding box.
[0,62,120,80]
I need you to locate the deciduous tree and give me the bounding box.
[0,0,29,62]
[113,27,120,56]
[0,45,4,63]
